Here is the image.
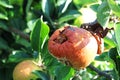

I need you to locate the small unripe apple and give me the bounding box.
[13,60,41,80]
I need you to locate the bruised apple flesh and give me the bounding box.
[48,26,103,69]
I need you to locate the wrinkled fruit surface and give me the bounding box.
[48,26,102,69]
[13,60,41,80]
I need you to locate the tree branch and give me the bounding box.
[9,27,30,41]
[88,64,112,80]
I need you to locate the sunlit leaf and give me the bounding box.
[107,0,120,17]
[104,37,116,48]
[114,23,120,52]
[0,7,8,20]
[97,0,110,27]
[30,18,49,52]
[0,13,8,20]
[0,0,13,8]
[73,0,98,8]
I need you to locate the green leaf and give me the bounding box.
[16,38,31,48]
[9,18,26,30]
[42,0,55,17]
[32,70,50,80]
[0,21,8,30]
[97,0,110,27]
[95,52,109,61]
[57,0,72,16]
[104,37,117,48]
[9,0,23,6]
[0,7,8,20]
[55,66,75,80]
[109,47,120,78]
[40,40,59,72]
[0,38,9,50]
[58,10,81,24]
[114,23,120,52]
[30,18,49,52]
[0,0,13,8]
[8,51,31,63]
[107,0,120,17]
[110,69,119,80]
[0,13,8,20]
[25,0,33,14]
[73,0,98,7]
[90,4,100,12]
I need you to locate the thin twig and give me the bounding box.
[88,64,112,80]
[9,27,30,41]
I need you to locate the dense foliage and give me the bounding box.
[0,0,120,80]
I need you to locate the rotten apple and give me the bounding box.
[48,26,103,69]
